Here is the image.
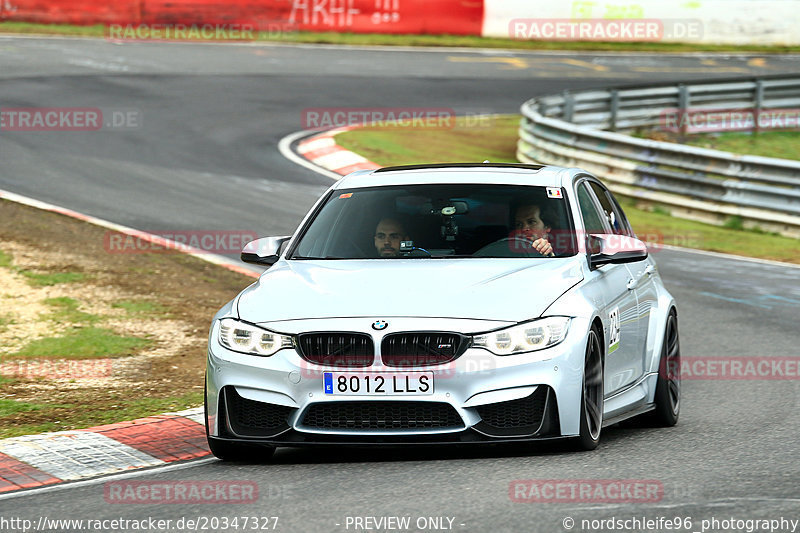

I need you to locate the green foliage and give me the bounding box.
[20,271,86,287]
[12,327,150,359]
[43,297,99,324]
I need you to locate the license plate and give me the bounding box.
[323,372,434,396]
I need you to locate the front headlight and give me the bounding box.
[218,318,293,357]
[472,317,571,356]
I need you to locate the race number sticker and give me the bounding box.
[608,307,621,353]
[546,187,563,199]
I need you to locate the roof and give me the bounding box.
[373,162,545,173]
[334,163,574,189]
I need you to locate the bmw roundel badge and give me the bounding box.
[372,320,388,330]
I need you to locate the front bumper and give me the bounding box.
[206,316,590,445]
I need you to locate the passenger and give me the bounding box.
[373,217,408,257]
[513,204,555,256]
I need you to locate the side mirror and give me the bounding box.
[241,236,291,266]
[588,234,648,269]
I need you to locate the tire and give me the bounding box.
[650,309,680,426]
[575,327,604,451]
[204,376,276,462]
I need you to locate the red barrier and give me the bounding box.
[140,0,289,26]
[0,0,140,25]
[286,0,484,35]
[1,0,484,36]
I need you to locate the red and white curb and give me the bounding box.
[0,129,368,495]
[0,132,368,495]
[295,126,380,177]
[0,408,207,493]
[0,189,263,494]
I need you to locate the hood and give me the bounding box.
[237,258,584,324]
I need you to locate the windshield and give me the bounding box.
[290,184,576,259]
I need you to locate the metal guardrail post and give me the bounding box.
[609,90,619,132]
[677,84,689,141]
[754,79,764,135]
[563,91,575,122]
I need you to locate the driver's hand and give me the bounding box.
[532,238,554,256]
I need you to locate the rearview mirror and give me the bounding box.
[241,236,291,266]
[588,234,648,269]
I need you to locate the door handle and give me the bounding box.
[627,278,638,290]
[643,264,655,276]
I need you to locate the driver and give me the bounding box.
[513,204,554,256]
[374,217,408,257]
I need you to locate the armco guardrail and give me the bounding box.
[517,75,800,238]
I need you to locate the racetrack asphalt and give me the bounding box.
[0,36,799,531]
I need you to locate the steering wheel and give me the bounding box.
[473,237,545,258]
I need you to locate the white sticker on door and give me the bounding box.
[608,307,621,353]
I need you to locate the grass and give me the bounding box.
[19,270,87,286]
[112,299,168,316]
[723,215,745,231]
[2,21,800,53]
[0,391,204,439]
[0,21,105,37]
[10,327,150,359]
[0,313,14,333]
[0,249,12,267]
[337,115,800,263]
[1,248,89,286]
[683,131,800,161]
[651,205,672,216]
[0,398,49,418]
[618,200,800,262]
[336,115,522,165]
[43,297,99,324]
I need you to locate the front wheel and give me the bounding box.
[651,310,680,426]
[575,327,604,450]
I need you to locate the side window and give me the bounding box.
[606,190,635,237]
[576,183,609,234]
[588,182,630,236]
